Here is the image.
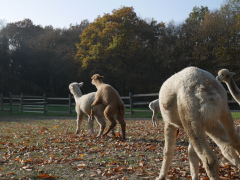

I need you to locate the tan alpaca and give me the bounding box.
[157,67,240,180]
[90,74,126,139]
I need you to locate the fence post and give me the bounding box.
[129,92,133,118]
[10,92,12,115]
[69,94,72,116]
[20,93,23,114]
[43,94,46,115]
[0,93,2,113]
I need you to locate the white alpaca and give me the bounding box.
[157,67,240,180]
[149,99,160,127]
[69,82,114,136]
[216,69,240,104]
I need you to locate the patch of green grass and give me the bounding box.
[125,108,162,118]
[1,104,240,120]
[1,104,162,118]
[0,105,77,116]
[231,112,240,119]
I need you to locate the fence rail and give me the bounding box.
[0,92,240,117]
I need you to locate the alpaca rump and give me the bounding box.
[69,82,114,137]
[195,84,223,127]
[157,67,240,180]
[90,74,126,139]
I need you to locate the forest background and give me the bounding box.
[0,0,239,97]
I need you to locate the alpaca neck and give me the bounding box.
[226,76,240,104]
[94,81,105,90]
[72,88,83,100]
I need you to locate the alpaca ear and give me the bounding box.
[91,75,96,80]
[229,72,236,76]
[78,82,84,87]
[100,76,104,79]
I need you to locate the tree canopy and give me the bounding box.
[0,1,239,96]
[75,7,164,94]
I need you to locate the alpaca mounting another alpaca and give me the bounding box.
[90,74,126,139]
[69,82,114,137]
[157,67,240,180]
[149,99,160,127]
[216,69,240,105]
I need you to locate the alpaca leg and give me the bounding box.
[94,116,106,137]
[152,110,158,127]
[188,141,199,180]
[176,94,219,180]
[206,121,240,167]
[75,112,85,134]
[90,97,102,120]
[116,110,126,140]
[219,109,240,155]
[87,116,95,135]
[102,106,117,137]
[90,109,94,121]
[111,128,115,136]
[90,95,102,119]
[102,117,116,137]
[183,123,219,180]
[157,121,178,180]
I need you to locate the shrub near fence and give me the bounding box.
[0,92,240,117]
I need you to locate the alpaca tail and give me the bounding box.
[149,101,153,111]
[195,85,223,127]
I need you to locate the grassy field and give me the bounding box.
[0,105,163,119]
[2,104,240,119]
[0,115,240,179]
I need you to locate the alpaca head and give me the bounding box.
[216,69,235,82]
[91,74,104,86]
[69,82,84,96]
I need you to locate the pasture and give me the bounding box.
[0,115,240,179]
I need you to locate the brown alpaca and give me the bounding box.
[90,74,126,139]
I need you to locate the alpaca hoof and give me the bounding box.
[102,132,109,137]
[156,177,165,180]
[156,175,166,180]
[90,115,94,121]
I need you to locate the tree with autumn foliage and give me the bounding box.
[75,6,163,95]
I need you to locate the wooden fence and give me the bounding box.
[0,92,239,117]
